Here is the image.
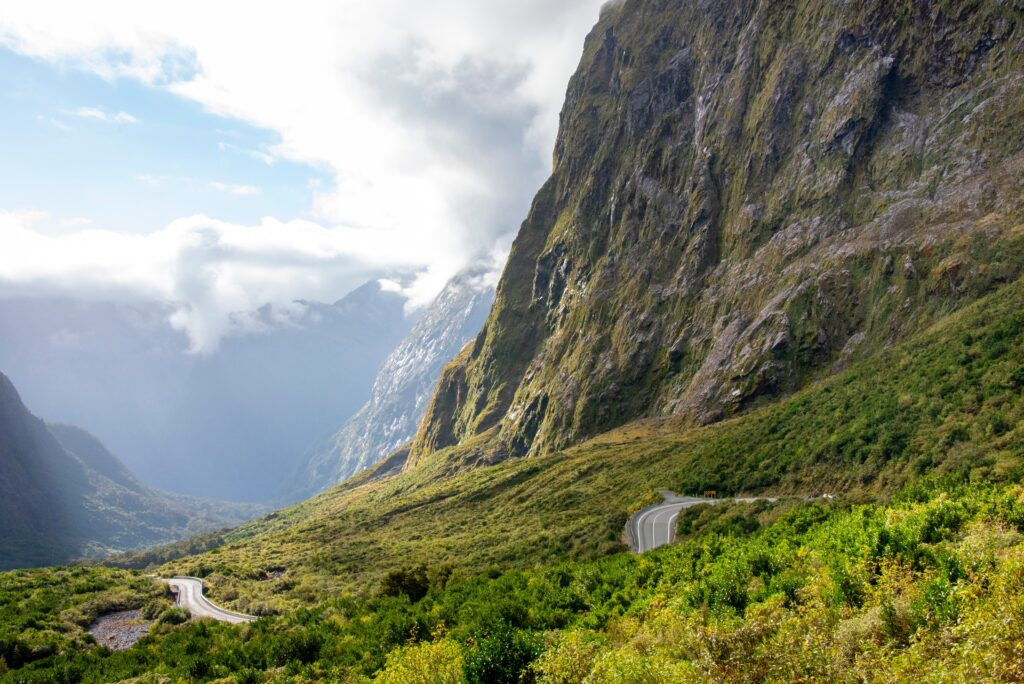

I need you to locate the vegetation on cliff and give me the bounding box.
[3,1,1024,682]
[410,0,1024,467]
[138,274,1024,613]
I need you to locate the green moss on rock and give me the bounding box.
[411,0,1024,468]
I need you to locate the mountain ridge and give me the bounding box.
[152,272,1024,609]
[0,371,263,569]
[0,279,416,501]
[407,0,1024,469]
[285,265,495,501]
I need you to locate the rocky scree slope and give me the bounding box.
[409,0,1024,469]
[286,266,494,501]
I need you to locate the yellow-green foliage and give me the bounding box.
[153,276,1024,613]
[373,637,463,684]
[5,482,1024,682]
[526,488,1024,683]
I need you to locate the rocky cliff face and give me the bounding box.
[409,0,1024,468]
[288,266,495,499]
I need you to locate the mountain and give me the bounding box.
[47,423,142,492]
[0,280,416,501]
[407,0,1024,469]
[11,272,1024,675]
[285,265,495,500]
[4,2,1024,681]
[0,372,262,569]
[0,372,93,568]
[157,262,1024,609]
[141,0,1024,600]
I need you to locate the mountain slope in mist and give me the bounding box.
[286,266,495,501]
[0,372,262,569]
[0,281,415,501]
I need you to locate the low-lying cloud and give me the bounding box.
[0,211,446,352]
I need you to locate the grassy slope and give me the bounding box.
[7,478,1024,681]
[2,274,1022,683]
[154,275,1024,614]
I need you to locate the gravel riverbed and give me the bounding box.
[87,610,152,651]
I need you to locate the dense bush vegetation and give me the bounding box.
[0,567,164,673]
[3,480,1024,682]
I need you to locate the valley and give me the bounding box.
[2,0,1023,682]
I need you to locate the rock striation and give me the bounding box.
[409,0,1024,468]
[287,265,495,499]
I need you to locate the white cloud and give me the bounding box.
[60,216,93,227]
[209,181,261,196]
[0,210,441,352]
[74,106,139,123]
[0,1,606,347]
[218,140,276,165]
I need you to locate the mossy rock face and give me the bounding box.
[409,0,1024,469]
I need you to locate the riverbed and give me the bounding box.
[87,610,152,650]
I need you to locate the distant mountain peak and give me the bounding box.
[284,264,496,500]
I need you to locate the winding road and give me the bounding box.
[164,576,256,624]
[626,491,776,553]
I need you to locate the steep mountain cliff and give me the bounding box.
[0,372,262,569]
[409,0,1024,468]
[13,7,1023,679]
[286,266,495,500]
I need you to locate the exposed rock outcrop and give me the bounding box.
[287,266,494,498]
[409,0,1024,468]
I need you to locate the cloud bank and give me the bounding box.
[0,0,606,351]
[0,210,445,352]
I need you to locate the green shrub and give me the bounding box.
[269,628,323,666]
[157,607,190,626]
[377,565,430,603]
[374,637,463,684]
[463,623,543,684]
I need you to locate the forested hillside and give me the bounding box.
[0,373,261,569]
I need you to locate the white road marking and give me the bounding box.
[667,510,680,544]
[653,508,676,547]
[164,576,256,624]
[633,502,683,552]
[626,494,732,553]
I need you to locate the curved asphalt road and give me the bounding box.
[626,491,777,553]
[164,576,256,624]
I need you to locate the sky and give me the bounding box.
[0,0,606,352]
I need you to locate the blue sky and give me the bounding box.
[0,46,328,235]
[0,0,604,351]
